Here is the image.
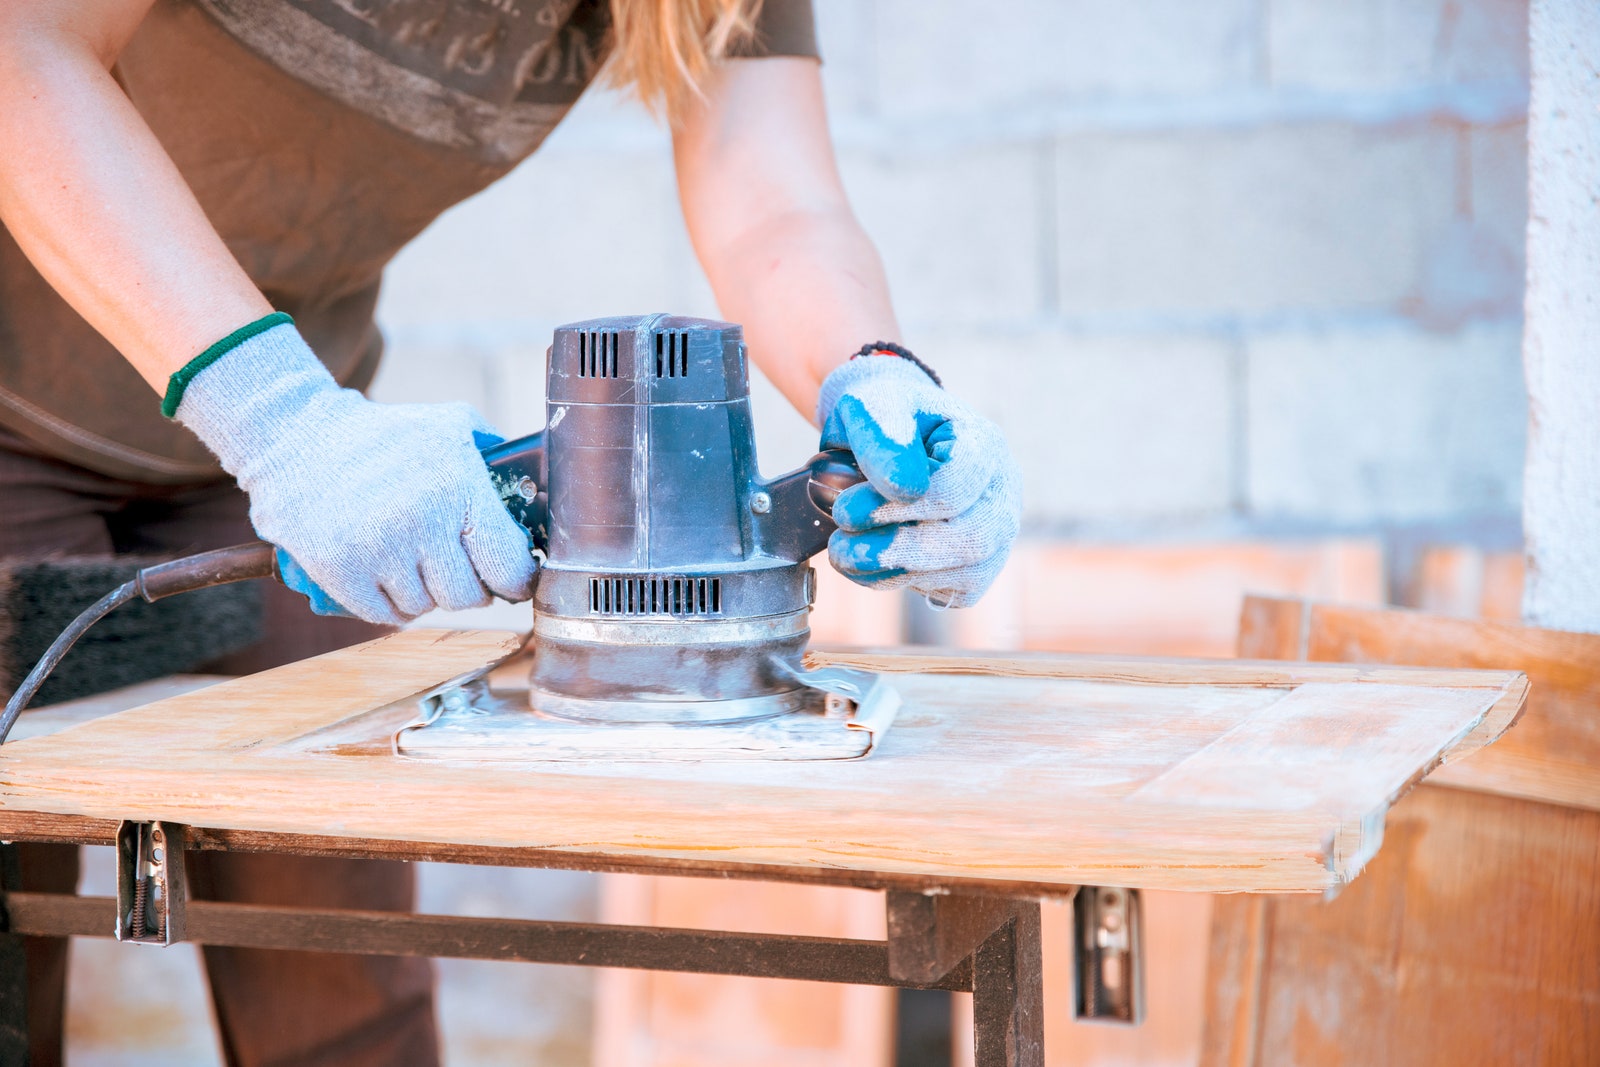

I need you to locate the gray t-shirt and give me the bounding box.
[0,0,817,482]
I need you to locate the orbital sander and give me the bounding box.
[1,314,900,761]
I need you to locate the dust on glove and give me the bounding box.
[173,321,538,625]
[816,355,1022,608]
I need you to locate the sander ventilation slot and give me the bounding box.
[577,331,620,377]
[655,331,690,378]
[589,575,722,616]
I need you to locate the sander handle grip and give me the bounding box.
[119,440,845,606]
[753,449,867,562]
[207,432,552,620]
[134,541,279,602]
[806,448,867,514]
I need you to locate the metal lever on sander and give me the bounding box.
[738,447,868,564]
[805,448,867,514]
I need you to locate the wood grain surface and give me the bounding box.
[0,628,1526,894]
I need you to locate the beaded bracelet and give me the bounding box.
[850,341,943,388]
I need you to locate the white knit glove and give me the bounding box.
[817,356,1022,608]
[174,322,538,624]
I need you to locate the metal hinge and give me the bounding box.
[1073,885,1144,1024]
[115,821,186,946]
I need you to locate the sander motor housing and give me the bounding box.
[482,314,860,722]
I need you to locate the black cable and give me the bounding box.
[0,541,279,745]
[0,580,140,745]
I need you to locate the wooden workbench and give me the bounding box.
[0,629,1527,1066]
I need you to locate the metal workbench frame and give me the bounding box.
[0,816,1048,1067]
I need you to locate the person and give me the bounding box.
[0,0,1022,1063]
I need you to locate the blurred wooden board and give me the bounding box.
[0,629,1525,894]
[1240,595,1600,811]
[1406,545,1525,621]
[1203,597,1600,1067]
[950,539,1385,657]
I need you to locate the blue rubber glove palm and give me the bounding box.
[817,357,1021,608]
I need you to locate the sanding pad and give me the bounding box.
[393,672,900,763]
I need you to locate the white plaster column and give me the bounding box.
[1522,0,1600,631]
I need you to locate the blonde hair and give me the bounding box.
[605,0,765,121]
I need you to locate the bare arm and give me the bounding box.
[0,0,270,391]
[673,57,899,423]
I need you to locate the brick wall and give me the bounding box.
[376,0,1530,551]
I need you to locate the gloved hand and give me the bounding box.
[173,320,538,624]
[816,354,1021,608]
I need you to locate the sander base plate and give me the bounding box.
[392,676,900,763]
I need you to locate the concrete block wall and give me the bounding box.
[375,0,1530,552]
[57,8,1534,1066]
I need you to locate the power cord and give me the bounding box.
[0,542,279,744]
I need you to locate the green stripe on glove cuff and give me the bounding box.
[161,311,294,418]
